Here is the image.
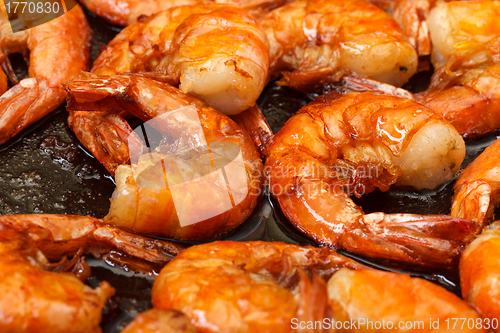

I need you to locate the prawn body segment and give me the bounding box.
[266,91,476,267]
[0,4,92,144]
[258,0,418,88]
[65,75,264,241]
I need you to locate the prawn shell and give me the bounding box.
[461,222,500,331]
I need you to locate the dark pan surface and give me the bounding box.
[0,6,499,332]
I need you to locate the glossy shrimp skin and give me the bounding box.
[0,215,117,333]
[90,4,269,115]
[0,4,92,145]
[329,268,487,333]
[122,309,197,333]
[461,221,500,333]
[258,0,418,89]
[452,137,500,225]
[0,214,185,273]
[65,74,264,241]
[266,91,476,267]
[152,241,365,333]
[367,0,433,57]
[79,0,209,26]
[415,1,500,138]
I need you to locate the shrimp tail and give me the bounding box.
[68,110,138,176]
[0,214,185,275]
[451,181,492,224]
[91,225,185,264]
[230,105,273,156]
[65,76,129,112]
[295,269,331,333]
[340,75,415,99]
[341,213,481,267]
[0,78,64,144]
[276,68,339,90]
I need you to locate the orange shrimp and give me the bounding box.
[415,1,500,138]
[451,137,500,225]
[0,213,187,331]
[152,241,365,332]
[151,241,485,332]
[266,90,477,267]
[0,4,92,145]
[90,4,269,115]
[0,65,6,94]
[0,215,112,332]
[67,4,270,176]
[79,0,209,26]
[257,0,418,89]
[65,74,264,241]
[77,0,286,26]
[122,309,197,333]
[0,232,113,332]
[0,214,185,272]
[367,0,433,57]
[329,268,486,332]
[460,221,500,333]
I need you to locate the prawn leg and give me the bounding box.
[367,0,432,56]
[68,110,138,175]
[0,215,116,333]
[342,213,480,266]
[0,214,185,275]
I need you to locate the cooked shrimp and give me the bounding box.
[451,137,500,225]
[151,241,484,332]
[90,4,269,115]
[67,5,269,180]
[78,0,287,26]
[461,221,500,333]
[0,4,92,145]
[257,0,418,89]
[151,241,365,333]
[0,214,185,273]
[65,74,264,241]
[122,309,197,333]
[79,0,208,26]
[415,1,500,138]
[266,91,477,267]
[0,215,115,332]
[367,0,432,56]
[329,268,486,332]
